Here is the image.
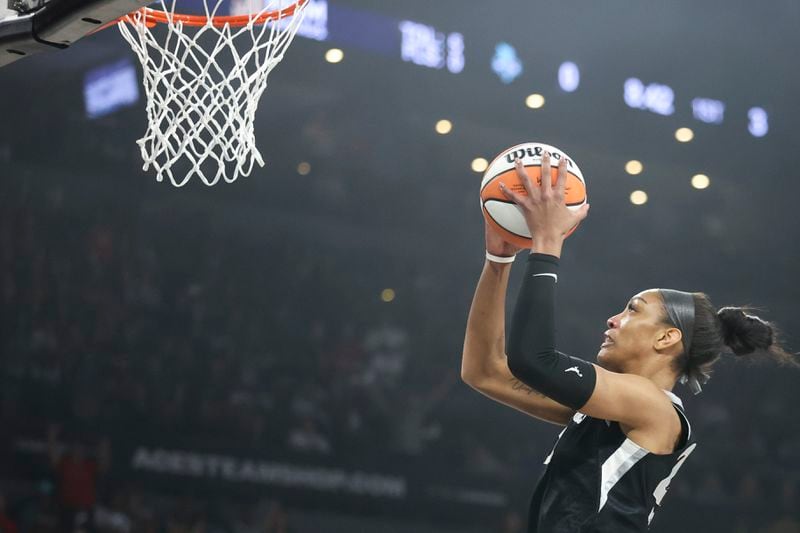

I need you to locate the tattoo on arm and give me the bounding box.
[508,377,547,398]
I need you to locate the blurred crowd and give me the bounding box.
[0,176,798,532]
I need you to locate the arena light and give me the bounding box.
[435,119,453,135]
[297,162,311,176]
[525,93,545,109]
[691,174,710,190]
[381,288,396,302]
[675,127,694,143]
[325,48,344,63]
[630,190,648,205]
[471,157,489,173]
[625,160,643,175]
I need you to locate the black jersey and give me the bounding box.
[527,390,696,533]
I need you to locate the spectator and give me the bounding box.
[498,510,524,533]
[759,480,800,533]
[464,439,512,479]
[1,178,798,532]
[736,473,765,510]
[48,425,110,533]
[761,517,800,533]
[264,502,294,533]
[287,418,331,455]
[361,321,409,387]
[0,494,18,533]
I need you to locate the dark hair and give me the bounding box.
[668,293,798,386]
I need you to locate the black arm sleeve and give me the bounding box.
[506,253,597,411]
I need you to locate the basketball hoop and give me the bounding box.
[117,0,308,186]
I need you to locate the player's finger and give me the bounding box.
[499,182,527,206]
[541,151,552,194]
[513,159,536,198]
[556,156,568,192]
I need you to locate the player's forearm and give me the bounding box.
[461,260,513,384]
[506,254,596,411]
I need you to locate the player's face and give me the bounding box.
[597,289,668,371]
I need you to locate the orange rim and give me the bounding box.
[120,0,307,28]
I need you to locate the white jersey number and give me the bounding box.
[647,443,697,525]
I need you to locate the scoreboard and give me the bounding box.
[85,0,771,138]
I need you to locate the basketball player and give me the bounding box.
[461,152,795,532]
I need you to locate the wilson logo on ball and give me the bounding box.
[503,146,575,170]
[480,141,587,249]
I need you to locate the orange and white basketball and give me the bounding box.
[479,142,587,248]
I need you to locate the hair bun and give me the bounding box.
[717,307,774,356]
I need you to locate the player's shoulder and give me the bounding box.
[593,365,678,413]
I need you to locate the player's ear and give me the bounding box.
[654,327,682,352]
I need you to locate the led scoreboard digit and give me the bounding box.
[398,20,464,74]
[692,98,725,125]
[748,107,769,137]
[624,78,675,116]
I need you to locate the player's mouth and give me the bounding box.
[600,331,615,348]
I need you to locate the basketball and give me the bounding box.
[480,142,587,248]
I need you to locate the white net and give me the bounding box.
[118,0,307,186]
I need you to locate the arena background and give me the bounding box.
[1,0,799,531]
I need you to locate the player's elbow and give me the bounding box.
[460,360,485,388]
[460,365,474,385]
[460,372,481,392]
[461,372,492,395]
[506,348,551,391]
[460,353,494,390]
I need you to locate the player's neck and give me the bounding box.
[625,360,678,392]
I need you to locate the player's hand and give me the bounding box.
[485,220,522,258]
[498,152,590,250]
